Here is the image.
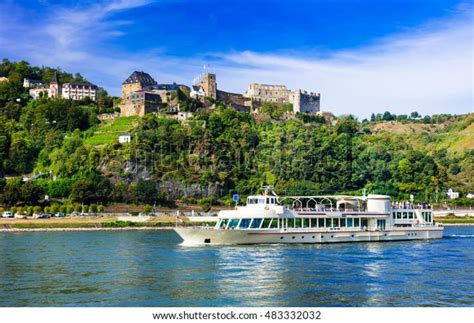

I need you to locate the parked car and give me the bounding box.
[33,213,50,219]
[14,212,27,219]
[55,212,66,217]
[2,211,14,218]
[70,211,80,217]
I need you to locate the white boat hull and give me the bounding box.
[173,227,444,245]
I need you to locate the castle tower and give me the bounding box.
[121,71,157,100]
[49,72,61,98]
[201,73,217,99]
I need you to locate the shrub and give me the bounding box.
[60,205,68,213]
[10,206,17,214]
[143,204,152,214]
[198,197,218,212]
[0,207,4,214]
[27,206,34,216]
[74,204,82,213]
[33,206,43,214]
[50,204,60,214]
[89,204,98,214]
[44,206,51,214]
[97,205,105,213]
[82,205,89,214]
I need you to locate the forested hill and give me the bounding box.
[0,59,473,207]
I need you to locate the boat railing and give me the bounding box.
[291,207,367,213]
[392,203,432,210]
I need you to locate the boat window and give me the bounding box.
[325,218,331,228]
[331,218,338,228]
[259,198,265,204]
[251,218,263,229]
[219,219,229,229]
[318,218,325,228]
[310,218,317,228]
[228,219,239,229]
[397,212,402,219]
[408,212,413,219]
[403,212,408,219]
[288,218,295,228]
[303,218,310,228]
[239,218,252,229]
[347,218,353,227]
[340,218,346,227]
[295,218,302,228]
[269,218,279,229]
[262,218,272,229]
[354,218,360,227]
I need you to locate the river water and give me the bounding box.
[0,226,472,307]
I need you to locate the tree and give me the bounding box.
[97,205,105,213]
[71,179,95,204]
[21,181,44,204]
[410,111,420,119]
[33,206,42,214]
[1,179,22,206]
[131,180,158,204]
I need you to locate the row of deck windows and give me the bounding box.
[219,217,367,230]
[392,211,432,222]
[393,211,416,220]
[247,197,277,205]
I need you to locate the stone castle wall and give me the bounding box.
[244,83,290,104]
[289,90,320,114]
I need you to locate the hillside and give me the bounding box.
[0,59,473,209]
[369,114,474,153]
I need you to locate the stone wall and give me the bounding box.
[216,90,252,112]
[289,89,320,114]
[244,83,290,104]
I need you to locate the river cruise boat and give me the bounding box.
[174,187,444,245]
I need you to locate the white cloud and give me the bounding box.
[209,12,473,118]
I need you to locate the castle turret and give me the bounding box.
[49,72,61,98]
[201,73,217,99]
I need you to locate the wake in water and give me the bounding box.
[445,234,474,238]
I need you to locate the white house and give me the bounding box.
[118,133,131,143]
[447,188,460,199]
[467,193,474,199]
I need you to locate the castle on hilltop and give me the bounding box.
[120,71,190,117]
[119,70,320,116]
[24,73,98,101]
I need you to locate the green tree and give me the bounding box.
[71,179,95,204]
[21,181,44,204]
[131,180,158,204]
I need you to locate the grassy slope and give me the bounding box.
[84,116,137,146]
[369,114,474,154]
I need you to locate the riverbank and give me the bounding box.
[0,216,214,232]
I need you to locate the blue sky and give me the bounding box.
[0,0,472,117]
